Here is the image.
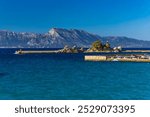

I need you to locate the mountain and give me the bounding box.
[0,28,150,48]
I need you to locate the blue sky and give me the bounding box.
[0,0,150,40]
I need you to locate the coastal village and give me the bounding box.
[15,40,150,62]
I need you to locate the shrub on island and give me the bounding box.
[87,40,112,52]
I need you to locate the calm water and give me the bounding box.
[0,48,150,100]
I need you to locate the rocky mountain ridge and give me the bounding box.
[0,28,150,48]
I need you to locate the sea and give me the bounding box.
[0,48,150,100]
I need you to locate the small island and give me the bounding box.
[57,40,122,53]
[15,40,121,54]
[86,40,122,52]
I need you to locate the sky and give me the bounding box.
[0,0,150,40]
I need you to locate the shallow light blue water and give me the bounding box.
[0,49,150,100]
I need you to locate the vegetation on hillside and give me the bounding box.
[89,40,112,52]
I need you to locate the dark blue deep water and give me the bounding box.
[0,48,150,100]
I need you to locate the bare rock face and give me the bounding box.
[57,45,84,53]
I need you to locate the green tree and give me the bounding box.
[91,40,103,51]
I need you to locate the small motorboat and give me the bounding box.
[14,49,23,54]
[112,59,119,61]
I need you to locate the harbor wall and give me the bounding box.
[84,56,107,61]
[84,55,150,62]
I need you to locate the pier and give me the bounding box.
[14,47,150,55]
[85,55,150,62]
[124,50,150,53]
[15,50,57,54]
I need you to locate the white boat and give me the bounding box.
[14,50,23,54]
[112,59,119,61]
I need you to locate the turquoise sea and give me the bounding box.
[0,48,150,100]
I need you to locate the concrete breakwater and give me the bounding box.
[15,50,58,54]
[85,56,107,61]
[85,55,150,62]
[15,49,150,54]
[14,46,84,54]
[124,50,150,52]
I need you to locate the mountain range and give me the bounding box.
[0,28,150,48]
